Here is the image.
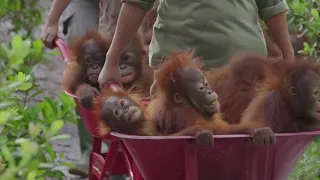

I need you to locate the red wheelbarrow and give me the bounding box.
[54,38,320,180]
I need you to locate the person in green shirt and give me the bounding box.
[98,0,294,90]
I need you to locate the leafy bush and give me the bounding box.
[0,1,80,179]
[286,0,320,59]
[0,35,78,179]
[286,1,320,179]
[0,0,43,39]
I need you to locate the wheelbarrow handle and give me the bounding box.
[52,36,72,64]
[106,82,124,93]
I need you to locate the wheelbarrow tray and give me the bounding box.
[111,131,320,180]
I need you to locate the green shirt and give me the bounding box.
[123,0,288,68]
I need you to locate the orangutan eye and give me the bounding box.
[200,86,204,90]
[120,100,125,107]
[124,55,132,63]
[290,87,296,95]
[84,57,93,65]
[314,90,319,96]
[204,83,209,87]
[114,109,120,116]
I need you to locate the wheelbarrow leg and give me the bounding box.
[89,137,102,180]
[185,146,198,180]
[101,140,119,180]
[120,141,144,180]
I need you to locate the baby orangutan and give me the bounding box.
[95,89,156,135]
[62,31,152,109]
[118,36,154,97]
[241,60,320,145]
[206,54,279,124]
[147,51,252,146]
[62,31,110,109]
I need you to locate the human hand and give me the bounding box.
[99,55,122,90]
[282,48,295,62]
[41,21,59,49]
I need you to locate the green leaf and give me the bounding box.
[26,159,41,172]
[20,140,39,156]
[27,170,37,180]
[45,144,56,162]
[0,81,22,91]
[0,43,10,57]
[19,41,31,60]
[17,72,25,82]
[0,111,11,125]
[32,39,43,53]
[11,35,23,50]
[44,97,58,115]
[24,75,31,81]
[0,136,8,145]
[42,170,65,179]
[42,101,55,121]
[311,8,319,19]
[51,134,71,141]
[7,75,15,81]
[18,82,33,91]
[49,120,64,136]
[60,162,75,168]
[28,122,41,139]
[1,145,16,168]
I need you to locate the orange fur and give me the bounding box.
[241,59,320,132]
[206,54,280,124]
[62,31,111,92]
[69,31,111,64]
[117,35,154,97]
[148,51,248,136]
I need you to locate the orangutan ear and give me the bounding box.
[173,93,183,104]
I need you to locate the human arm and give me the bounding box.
[99,0,154,89]
[257,0,294,61]
[41,0,72,49]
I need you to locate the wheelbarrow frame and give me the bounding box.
[53,37,320,180]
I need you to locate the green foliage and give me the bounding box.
[0,35,78,179]
[286,0,320,59]
[286,1,320,179]
[0,0,43,39]
[0,34,48,79]
[290,138,320,180]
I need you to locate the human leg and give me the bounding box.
[98,0,122,36]
[64,0,100,46]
